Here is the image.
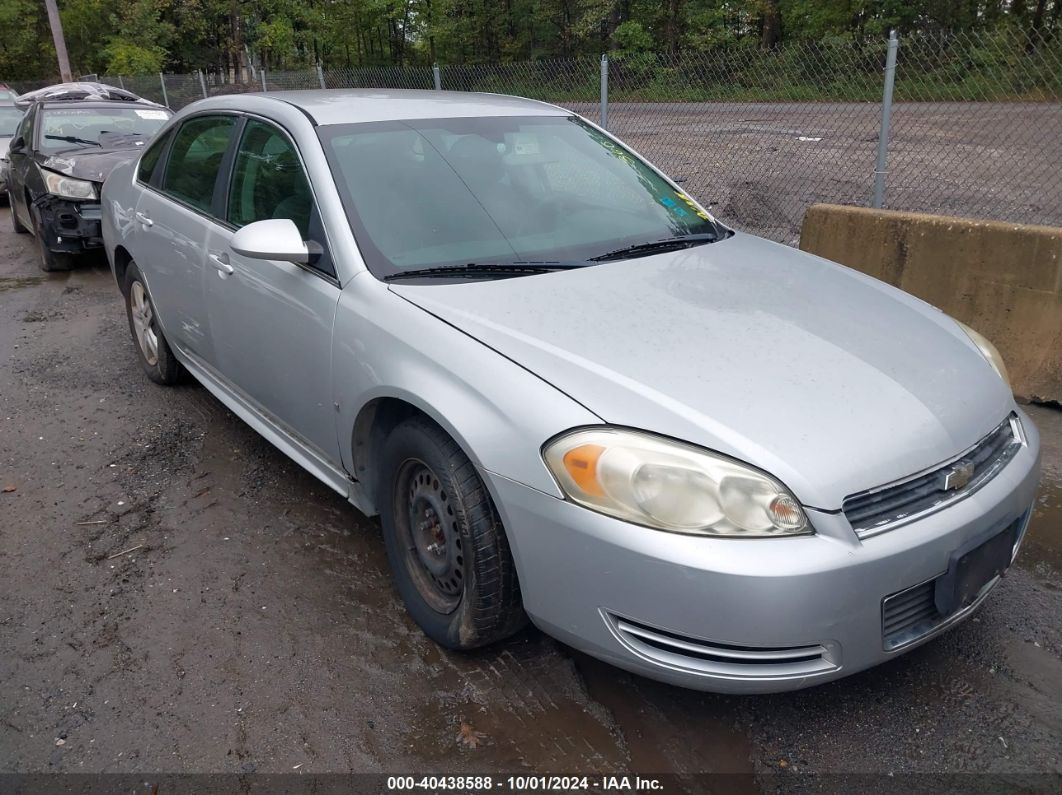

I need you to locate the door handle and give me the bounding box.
[135,211,153,227]
[209,252,234,276]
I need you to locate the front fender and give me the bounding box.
[332,275,602,503]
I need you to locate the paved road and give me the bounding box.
[1,214,1060,788]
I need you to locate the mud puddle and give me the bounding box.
[1021,478,1062,582]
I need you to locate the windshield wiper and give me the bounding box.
[44,134,101,147]
[384,262,584,282]
[588,233,722,262]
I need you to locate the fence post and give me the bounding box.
[198,69,208,99]
[600,54,609,130]
[432,63,442,91]
[316,62,326,90]
[261,69,267,92]
[159,72,169,107]
[117,75,125,89]
[872,30,898,209]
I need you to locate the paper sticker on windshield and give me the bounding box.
[135,110,169,120]
[511,134,539,156]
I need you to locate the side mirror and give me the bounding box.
[8,135,24,154]
[230,218,309,264]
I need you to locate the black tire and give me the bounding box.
[32,207,74,272]
[378,417,526,650]
[123,261,183,385]
[9,194,27,234]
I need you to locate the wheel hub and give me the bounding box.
[398,461,465,613]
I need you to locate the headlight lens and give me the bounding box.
[543,428,811,536]
[956,320,1009,386]
[41,169,97,200]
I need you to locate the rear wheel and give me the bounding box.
[124,261,183,385]
[378,417,526,650]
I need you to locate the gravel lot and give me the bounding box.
[566,101,1062,244]
[0,209,1060,789]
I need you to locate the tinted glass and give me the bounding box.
[0,106,23,136]
[161,115,236,213]
[38,106,170,153]
[318,116,718,278]
[227,120,312,238]
[137,128,173,184]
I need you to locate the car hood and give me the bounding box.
[40,147,144,183]
[390,233,1015,509]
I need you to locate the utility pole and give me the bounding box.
[43,0,73,82]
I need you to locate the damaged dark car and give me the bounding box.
[7,98,171,271]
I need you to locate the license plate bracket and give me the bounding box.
[934,521,1017,616]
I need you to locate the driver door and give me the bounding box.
[203,117,342,466]
[7,105,36,228]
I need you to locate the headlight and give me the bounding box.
[956,320,1009,386]
[543,428,811,537]
[41,169,97,200]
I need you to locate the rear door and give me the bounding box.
[134,114,239,362]
[202,117,342,464]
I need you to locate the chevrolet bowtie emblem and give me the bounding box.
[942,461,975,491]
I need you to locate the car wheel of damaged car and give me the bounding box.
[124,262,183,385]
[32,208,74,272]
[378,417,526,650]
[9,194,27,234]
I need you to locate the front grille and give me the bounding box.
[881,511,1028,650]
[882,580,942,650]
[607,613,838,678]
[844,414,1021,537]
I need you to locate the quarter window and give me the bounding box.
[137,128,174,185]
[160,115,236,213]
[227,119,313,239]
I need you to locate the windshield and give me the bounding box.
[38,106,170,153]
[0,106,22,136]
[319,116,722,278]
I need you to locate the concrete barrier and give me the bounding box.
[800,204,1062,403]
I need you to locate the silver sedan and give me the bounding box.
[100,90,1040,693]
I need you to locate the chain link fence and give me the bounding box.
[12,28,1061,244]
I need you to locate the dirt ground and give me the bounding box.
[566,101,1062,244]
[0,207,1060,789]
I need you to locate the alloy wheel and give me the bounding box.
[129,281,159,366]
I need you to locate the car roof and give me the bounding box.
[188,89,568,126]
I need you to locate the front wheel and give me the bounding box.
[124,261,183,385]
[33,208,73,272]
[378,417,526,649]
[9,194,27,233]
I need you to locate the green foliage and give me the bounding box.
[101,40,167,74]
[611,21,653,56]
[0,0,1058,88]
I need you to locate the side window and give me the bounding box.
[227,119,313,240]
[160,115,236,213]
[15,105,35,147]
[137,128,174,185]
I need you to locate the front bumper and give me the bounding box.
[34,196,103,254]
[489,411,1040,694]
